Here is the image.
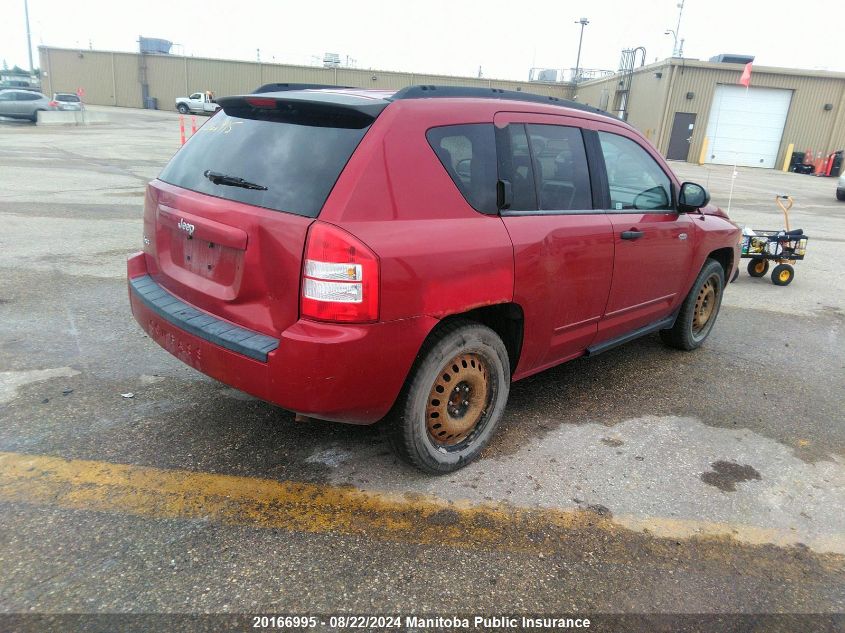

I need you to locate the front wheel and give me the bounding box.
[660,259,725,350]
[386,321,510,474]
[177,103,190,114]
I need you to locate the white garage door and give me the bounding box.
[704,85,792,168]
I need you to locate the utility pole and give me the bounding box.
[672,0,685,57]
[24,0,35,76]
[574,17,589,82]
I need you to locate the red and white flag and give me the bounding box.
[739,62,752,87]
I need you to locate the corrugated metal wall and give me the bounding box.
[38,46,574,110]
[576,65,670,146]
[113,52,143,108]
[658,62,845,167]
[36,47,844,168]
[577,59,845,167]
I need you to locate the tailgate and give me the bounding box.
[143,180,312,337]
[140,93,384,338]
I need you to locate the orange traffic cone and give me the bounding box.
[179,115,186,146]
[814,151,825,176]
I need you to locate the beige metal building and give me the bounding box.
[576,58,845,170]
[38,46,845,171]
[37,46,573,114]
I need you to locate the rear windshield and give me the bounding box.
[158,109,371,218]
[56,94,80,102]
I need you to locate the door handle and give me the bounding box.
[621,230,644,240]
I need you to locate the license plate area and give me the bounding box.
[172,232,242,282]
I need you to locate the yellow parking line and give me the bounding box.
[0,450,589,552]
[0,451,842,557]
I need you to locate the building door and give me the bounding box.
[704,85,793,168]
[667,112,696,161]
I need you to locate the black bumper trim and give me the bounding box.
[130,275,279,362]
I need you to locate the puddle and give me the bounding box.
[701,460,762,492]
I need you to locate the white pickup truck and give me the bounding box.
[175,92,220,115]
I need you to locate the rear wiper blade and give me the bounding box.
[203,170,267,191]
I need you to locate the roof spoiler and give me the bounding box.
[253,83,353,94]
[216,93,387,128]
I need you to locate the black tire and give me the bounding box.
[771,263,794,286]
[30,109,44,123]
[747,259,769,277]
[386,320,510,474]
[177,103,190,114]
[660,259,725,351]
[836,189,845,202]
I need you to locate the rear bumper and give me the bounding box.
[128,253,436,424]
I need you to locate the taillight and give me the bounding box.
[48,100,59,107]
[301,222,379,323]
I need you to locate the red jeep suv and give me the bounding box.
[128,85,740,473]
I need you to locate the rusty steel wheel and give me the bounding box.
[386,321,510,474]
[660,259,724,351]
[692,276,717,334]
[425,353,491,447]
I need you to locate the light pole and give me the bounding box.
[574,17,589,82]
[24,0,34,76]
[664,29,677,57]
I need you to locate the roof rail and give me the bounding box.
[253,83,353,94]
[389,85,617,119]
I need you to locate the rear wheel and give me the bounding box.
[660,259,724,350]
[747,259,769,277]
[836,189,845,202]
[177,103,190,114]
[386,321,510,474]
[771,263,794,286]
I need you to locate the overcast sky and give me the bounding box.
[2,0,843,80]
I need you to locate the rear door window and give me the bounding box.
[426,124,498,214]
[525,124,592,210]
[158,109,372,218]
[497,123,592,212]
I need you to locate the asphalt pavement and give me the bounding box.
[0,107,843,627]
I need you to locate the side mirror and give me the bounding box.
[678,182,710,212]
